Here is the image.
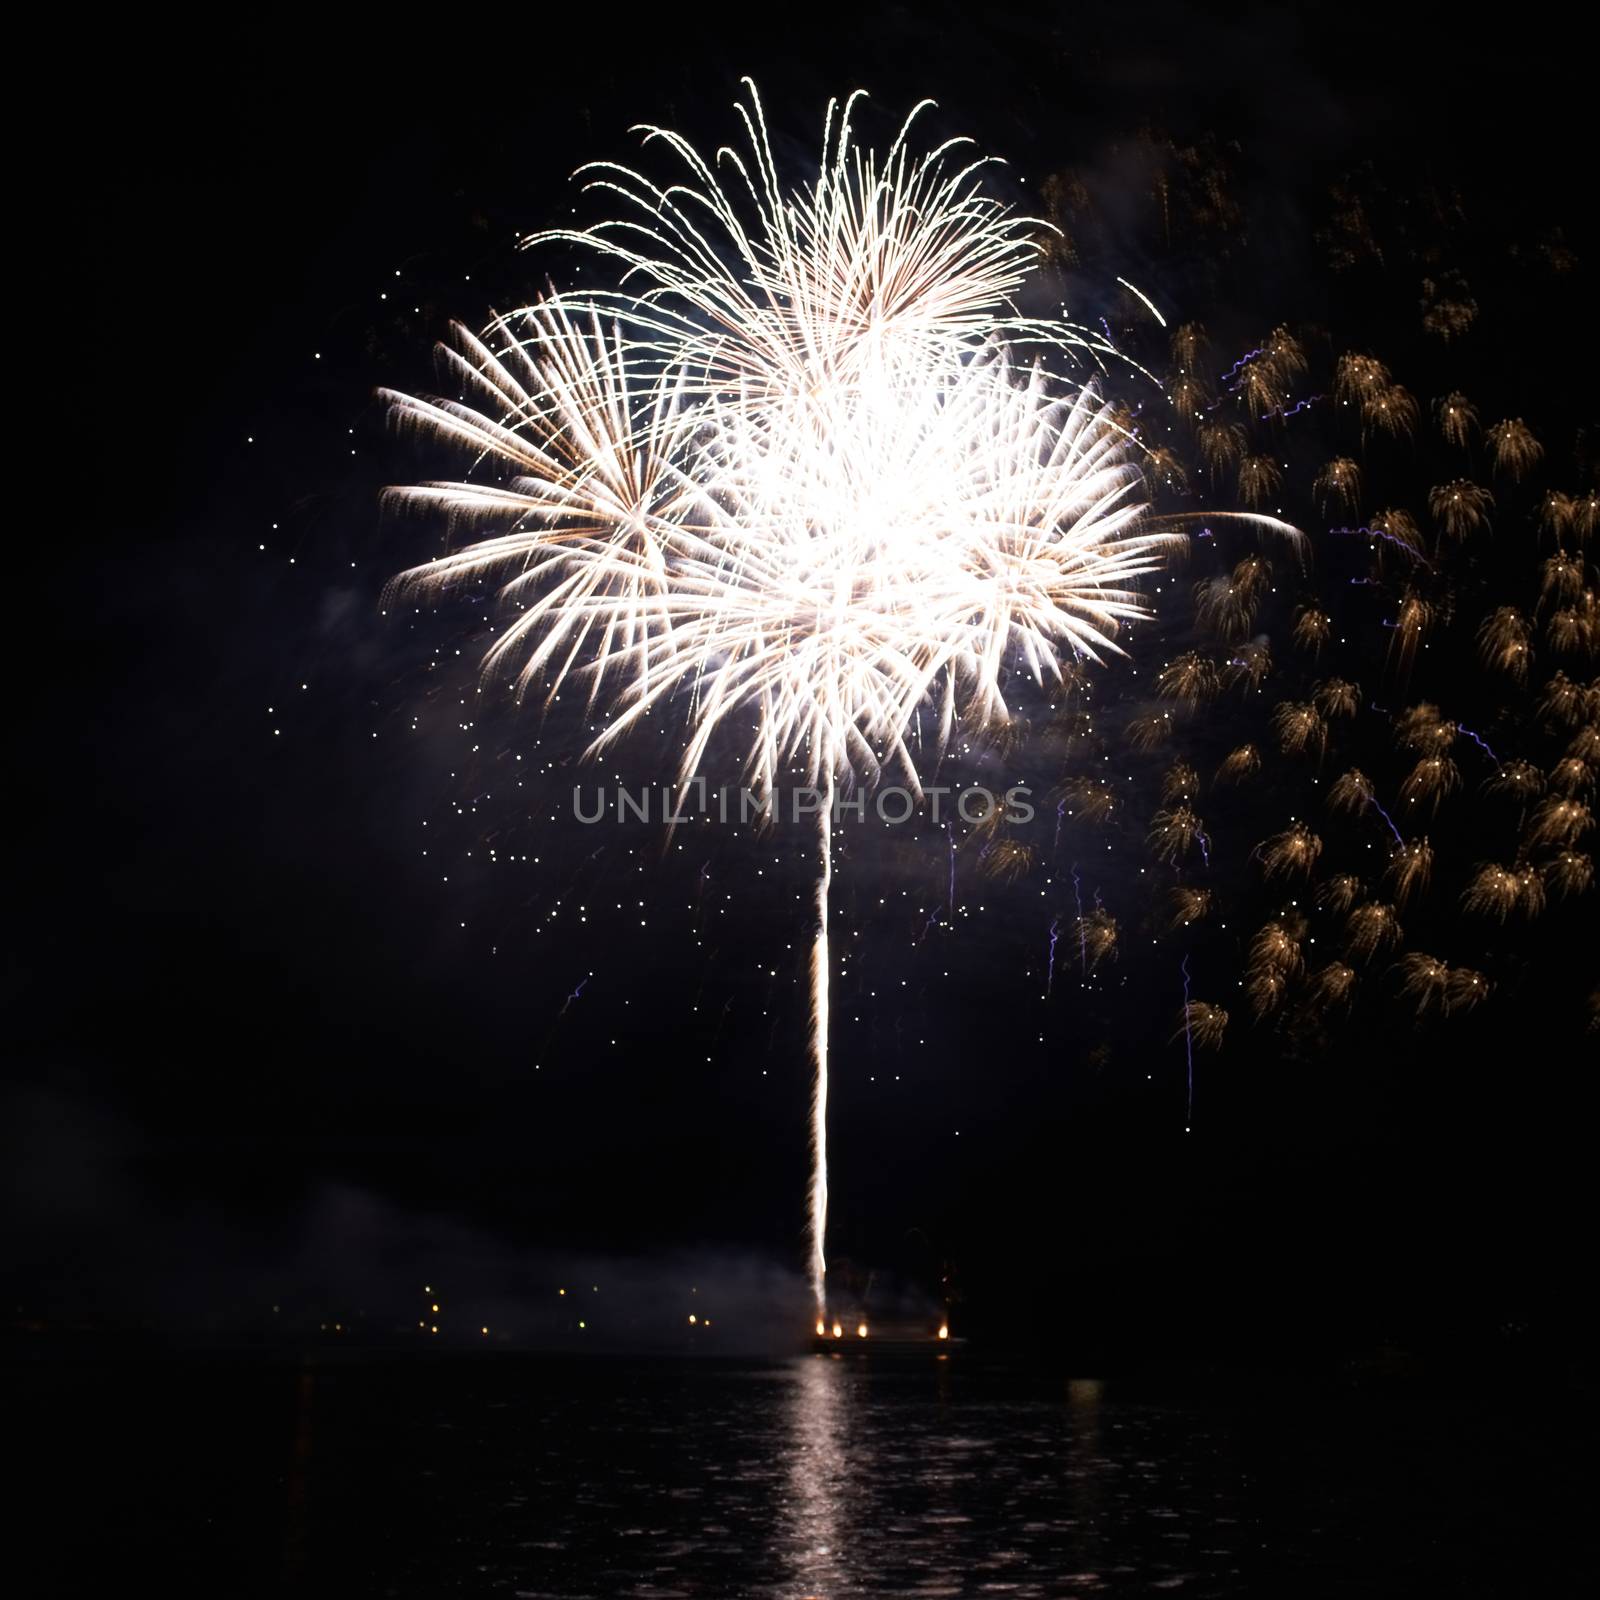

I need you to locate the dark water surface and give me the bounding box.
[15,1351,1584,1596]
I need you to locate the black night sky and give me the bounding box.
[11,2,1597,1379]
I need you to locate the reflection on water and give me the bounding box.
[784,1355,848,1597]
[33,1352,1571,1596]
[275,1353,1570,1597]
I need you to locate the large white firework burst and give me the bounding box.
[383,81,1291,1320]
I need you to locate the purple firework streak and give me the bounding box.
[1331,524,1433,569]
[1180,954,1194,1132]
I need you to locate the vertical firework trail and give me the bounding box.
[809,774,835,1319]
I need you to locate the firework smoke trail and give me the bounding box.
[808,774,835,1319]
[1046,914,1061,996]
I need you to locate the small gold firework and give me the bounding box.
[1477,606,1534,684]
[1313,677,1361,719]
[1484,418,1544,480]
[1429,480,1494,543]
[1166,885,1213,930]
[1461,863,1545,921]
[1156,652,1220,706]
[1259,821,1323,879]
[1175,1001,1229,1051]
[1272,701,1328,760]
[1292,606,1332,657]
[1216,743,1262,783]
[1345,902,1403,960]
[1317,875,1365,913]
[1434,391,1478,448]
[1146,806,1208,864]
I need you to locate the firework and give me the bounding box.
[383,85,1308,1320]
[1195,574,1253,640]
[1484,418,1544,480]
[1397,954,1491,1019]
[1429,480,1494,543]
[1524,796,1594,849]
[1395,703,1457,755]
[1247,967,1290,1016]
[1127,711,1175,751]
[1390,592,1436,675]
[1250,918,1306,977]
[1477,607,1534,684]
[1235,362,1282,422]
[1541,555,1584,608]
[1216,743,1262,783]
[1549,757,1595,797]
[1292,606,1332,657]
[1264,326,1307,382]
[1462,862,1545,920]
[1307,961,1358,1010]
[1345,902,1403,961]
[1237,454,1283,509]
[1313,457,1363,514]
[1384,838,1434,907]
[1313,677,1361,719]
[1160,761,1200,804]
[1247,915,1304,1016]
[1334,352,1389,403]
[1169,371,1210,424]
[1141,446,1189,496]
[1371,507,1424,556]
[1272,701,1328,760]
[1363,382,1418,443]
[1165,885,1213,930]
[981,840,1037,882]
[1539,491,1576,541]
[1484,759,1544,802]
[1327,768,1376,815]
[1156,651,1219,706]
[1398,754,1462,813]
[1171,322,1208,371]
[1061,776,1120,826]
[1174,1001,1228,1051]
[1544,850,1595,898]
[1545,595,1598,659]
[1196,418,1247,479]
[1223,639,1273,692]
[1576,494,1600,544]
[1568,724,1600,764]
[1079,907,1119,969]
[1148,806,1208,863]
[1434,391,1478,448]
[1258,821,1323,879]
[1318,881,1365,924]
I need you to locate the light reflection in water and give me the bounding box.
[784,1355,852,1597]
